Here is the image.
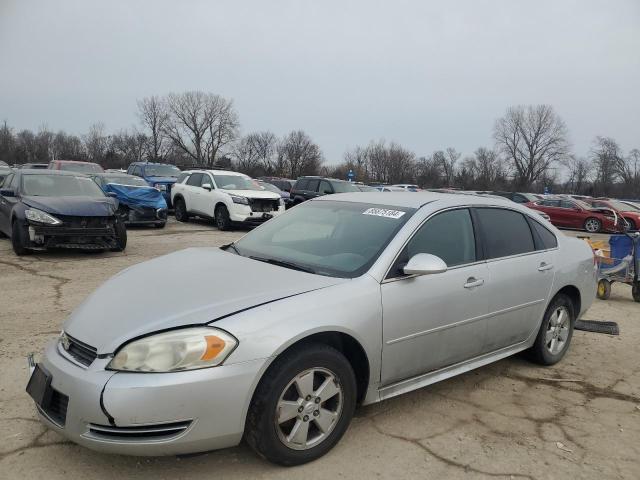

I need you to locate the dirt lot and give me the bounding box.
[0,220,639,479]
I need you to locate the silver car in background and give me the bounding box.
[27,192,596,465]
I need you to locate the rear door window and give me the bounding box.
[475,208,535,259]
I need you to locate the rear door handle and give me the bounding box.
[464,277,484,289]
[538,262,554,272]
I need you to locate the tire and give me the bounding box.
[174,198,189,223]
[625,218,636,231]
[597,279,611,300]
[110,220,127,252]
[632,283,640,303]
[583,217,601,233]
[245,343,357,466]
[215,205,232,231]
[528,294,575,366]
[11,220,31,256]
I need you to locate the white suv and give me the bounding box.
[171,170,285,230]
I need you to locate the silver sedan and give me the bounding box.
[27,192,597,465]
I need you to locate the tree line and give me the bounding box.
[0,95,638,197]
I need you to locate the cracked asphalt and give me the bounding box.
[0,220,639,479]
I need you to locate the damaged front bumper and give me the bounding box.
[27,223,119,250]
[30,339,265,456]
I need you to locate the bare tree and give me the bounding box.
[137,96,168,162]
[461,147,504,190]
[110,129,148,168]
[163,91,238,167]
[617,148,640,196]
[233,131,277,176]
[591,136,623,196]
[83,123,108,164]
[277,130,323,178]
[494,105,570,187]
[563,155,592,195]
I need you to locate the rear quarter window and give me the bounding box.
[475,208,535,259]
[529,219,558,250]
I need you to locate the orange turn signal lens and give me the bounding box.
[201,335,226,361]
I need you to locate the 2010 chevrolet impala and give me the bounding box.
[27,192,597,465]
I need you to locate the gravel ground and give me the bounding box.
[0,220,639,479]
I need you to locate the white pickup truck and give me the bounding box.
[171,169,285,230]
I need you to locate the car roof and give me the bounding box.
[18,169,87,176]
[52,160,97,164]
[314,191,535,210]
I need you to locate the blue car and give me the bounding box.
[126,162,181,207]
[90,173,168,228]
[0,170,126,255]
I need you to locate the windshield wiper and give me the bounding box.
[249,256,316,274]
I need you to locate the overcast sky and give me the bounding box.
[1,0,638,163]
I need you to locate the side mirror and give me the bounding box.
[202,184,212,191]
[402,253,448,276]
[0,188,15,197]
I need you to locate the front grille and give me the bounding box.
[249,198,279,212]
[56,215,114,229]
[64,334,97,367]
[87,420,192,441]
[41,388,69,426]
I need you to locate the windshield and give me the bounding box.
[59,162,103,173]
[332,181,360,193]
[144,164,181,177]
[104,175,149,187]
[260,182,282,193]
[214,174,261,190]
[232,200,415,278]
[22,174,105,197]
[602,200,637,211]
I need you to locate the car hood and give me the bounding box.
[145,176,177,184]
[64,247,346,353]
[221,189,281,200]
[22,196,117,217]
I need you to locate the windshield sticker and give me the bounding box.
[362,208,406,219]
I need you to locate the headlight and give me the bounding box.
[154,184,167,191]
[107,327,237,372]
[231,195,249,205]
[25,208,62,225]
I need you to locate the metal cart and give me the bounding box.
[596,231,640,302]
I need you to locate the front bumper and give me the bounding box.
[229,204,285,225]
[125,207,167,226]
[34,340,266,456]
[27,223,118,250]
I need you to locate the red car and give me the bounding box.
[587,198,640,231]
[526,197,620,233]
[49,160,104,173]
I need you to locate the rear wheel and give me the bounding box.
[584,217,601,233]
[174,198,189,223]
[597,279,611,300]
[215,205,231,231]
[11,220,31,256]
[528,294,575,365]
[245,344,357,466]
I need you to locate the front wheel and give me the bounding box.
[215,205,232,231]
[528,294,575,365]
[245,344,357,466]
[110,220,127,252]
[11,220,31,256]
[584,217,602,233]
[174,198,189,223]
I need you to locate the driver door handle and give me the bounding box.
[538,262,554,272]
[464,277,484,289]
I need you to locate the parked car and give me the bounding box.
[290,176,360,204]
[392,184,420,191]
[27,192,595,464]
[89,173,168,228]
[171,169,285,230]
[527,197,620,233]
[584,198,640,231]
[490,191,540,204]
[257,180,293,208]
[259,177,295,193]
[18,163,48,169]
[0,170,126,255]
[375,186,406,192]
[127,162,181,207]
[49,160,104,173]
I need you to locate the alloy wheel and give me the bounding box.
[585,218,600,233]
[275,367,343,451]
[545,306,570,355]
